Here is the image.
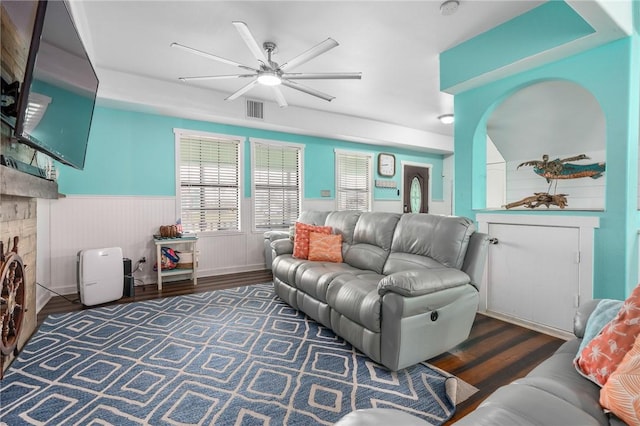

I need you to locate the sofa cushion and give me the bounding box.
[335,409,429,426]
[575,284,640,386]
[325,211,361,247]
[378,268,471,297]
[383,252,447,272]
[292,222,332,259]
[600,333,640,425]
[297,210,331,226]
[326,273,385,332]
[453,383,605,426]
[385,214,474,274]
[308,232,343,263]
[344,212,400,274]
[513,376,609,424]
[295,263,360,302]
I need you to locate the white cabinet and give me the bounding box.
[477,214,599,336]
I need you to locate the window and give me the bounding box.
[175,129,241,232]
[335,150,372,211]
[252,139,302,230]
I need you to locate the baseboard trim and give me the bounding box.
[54,264,270,295]
[479,310,573,340]
[36,288,53,313]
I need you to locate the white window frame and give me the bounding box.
[334,149,373,211]
[174,128,244,235]
[251,138,304,232]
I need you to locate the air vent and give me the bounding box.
[246,99,264,120]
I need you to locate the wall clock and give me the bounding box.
[378,153,396,177]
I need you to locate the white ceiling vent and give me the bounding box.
[246,99,264,120]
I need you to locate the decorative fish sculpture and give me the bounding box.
[517,154,606,182]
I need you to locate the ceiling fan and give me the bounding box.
[171,21,362,107]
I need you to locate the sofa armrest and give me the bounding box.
[271,238,294,256]
[574,298,602,338]
[264,230,290,242]
[378,268,471,297]
[462,232,489,289]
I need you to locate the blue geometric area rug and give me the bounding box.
[1,283,462,425]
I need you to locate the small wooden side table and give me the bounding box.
[154,235,198,290]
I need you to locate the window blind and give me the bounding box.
[336,152,371,211]
[179,135,240,232]
[253,142,301,230]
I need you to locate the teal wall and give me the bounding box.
[440,1,594,91]
[449,7,640,299]
[57,106,444,202]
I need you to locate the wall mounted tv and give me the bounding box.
[2,0,99,170]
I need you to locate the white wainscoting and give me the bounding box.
[37,194,452,302]
[36,199,53,312]
[44,196,177,295]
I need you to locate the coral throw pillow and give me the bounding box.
[308,232,343,263]
[292,222,332,259]
[575,284,640,386]
[600,334,640,425]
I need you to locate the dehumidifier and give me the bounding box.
[77,247,124,306]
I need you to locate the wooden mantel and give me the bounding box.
[0,165,59,199]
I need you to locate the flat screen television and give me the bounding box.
[3,0,98,170]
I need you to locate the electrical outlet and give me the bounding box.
[139,257,146,263]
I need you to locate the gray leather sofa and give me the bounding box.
[270,211,489,371]
[336,299,627,426]
[453,298,626,426]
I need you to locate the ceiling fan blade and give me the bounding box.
[179,74,255,82]
[232,21,270,65]
[282,72,362,80]
[281,80,335,102]
[225,79,259,101]
[271,86,288,108]
[279,38,339,72]
[171,42,257,71]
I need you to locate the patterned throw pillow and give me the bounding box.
[292,222,332,259]
[308,232,343,263]
[577,299,624,354]
[575,284,640,386]
[600,333,640,425]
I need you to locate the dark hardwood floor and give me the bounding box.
[37,270,564,424]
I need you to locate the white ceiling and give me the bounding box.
[61,0,632,156]
[68,0,545,140]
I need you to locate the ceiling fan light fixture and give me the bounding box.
[257,71,281,86]
[438,114,455,124]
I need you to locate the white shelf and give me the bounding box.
[160,268,194,277]
[154,236,198,290]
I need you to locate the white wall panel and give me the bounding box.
[505,150,605,210]
[36,199,53,312]
[45,196,273,295]
[48,196,176,294]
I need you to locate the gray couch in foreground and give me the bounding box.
[270,211,489,371]
[337,300,627,426]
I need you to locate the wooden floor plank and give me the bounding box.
[35,270,564,424]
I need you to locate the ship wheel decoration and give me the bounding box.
[0,237,25,361]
